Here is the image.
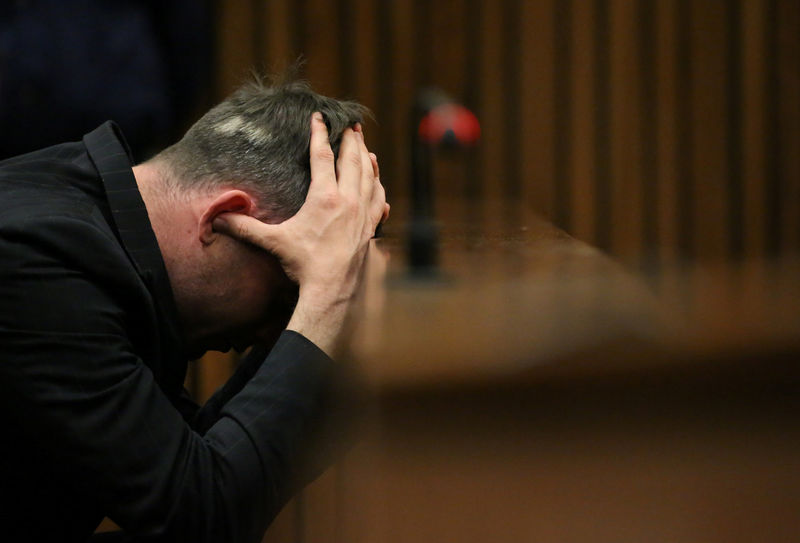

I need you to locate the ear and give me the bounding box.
[198,189,255,245]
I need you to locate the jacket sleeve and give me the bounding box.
[190,345,271,435]
[0,214,333,542]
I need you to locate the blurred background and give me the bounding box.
[219,0,800,268]
[2,0,798,268]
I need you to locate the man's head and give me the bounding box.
[154,75,369,221]
[134,75,370,357]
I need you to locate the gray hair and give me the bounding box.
[153,75,369,220]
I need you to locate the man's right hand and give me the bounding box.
[212,112,388,356]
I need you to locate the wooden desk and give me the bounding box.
[264,201,800,543]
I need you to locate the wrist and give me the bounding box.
[286,287,350,357]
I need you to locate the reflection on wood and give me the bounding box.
[353,200,659,387]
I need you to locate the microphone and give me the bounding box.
[408,89,480,275]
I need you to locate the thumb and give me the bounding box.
[213,213,284,253]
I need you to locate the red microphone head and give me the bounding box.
[418,103,481,147]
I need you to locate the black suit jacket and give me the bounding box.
[0,123,333,542]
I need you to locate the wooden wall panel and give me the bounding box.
[212,0,799,266]
[429,0,469,203]
[654,0,680,263]
[217,0,257,94]
[303,0,345,98]
[476,1,506,204]
[262,0,292,73]
[568,0,597,244]
[203,0,800,428]
[384,0,415,201]
[521,0,556,221]
[742,0,767,259]
[691,0,730,261]
[609,0,644,258]
[777,0,800,254]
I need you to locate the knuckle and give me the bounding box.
[342,194,360,213]
[374,180,386,200]
[343,148,363,170]
[318,189,340,209]
[312,146,335,164]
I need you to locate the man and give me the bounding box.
[0,76,388,542]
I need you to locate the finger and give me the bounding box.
[336,127,363,197]
[213,213,283,253]
[368,178,387,228]
[308,112,337,196]
[369,152,380,180]
[357,128,376,197]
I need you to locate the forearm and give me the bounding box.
[191,344,270,434]
[205,331,333,541]
[286,284,354,358]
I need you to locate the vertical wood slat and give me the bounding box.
[764,0,782,256]
[301,0,343,98]
[726,0,744,259]
[609,0,643,259]
[639,0,659,263]
[348,0,380,158]
[216,1,257,96]
[742,0,767,259]
[777,0,800,254]
[521,0,556,222]
[372,0,395,198]
[463,0,483,203]
[675,0,695,259]
[553,0,573,231]
[477,1,506,204]
[691,0,730,261]
[502,0,524,203]
[413,0,433,88]
[593,0,611,253]
[655,0,680,264]
[472,1,510,246]
[429,0,470,205]
[568,0,596,244]
[386,1,416,201]
[262,0,293,74]
[337,0,357,99]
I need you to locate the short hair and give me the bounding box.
[153,74,369,220]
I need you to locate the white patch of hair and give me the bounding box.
[214,115,272,146]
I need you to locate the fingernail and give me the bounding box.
[313,112,323,122]
[354,122,362,132]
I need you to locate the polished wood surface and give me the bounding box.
[351,199,659,387]
[262,199,800,543]
[350,199,800,387]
